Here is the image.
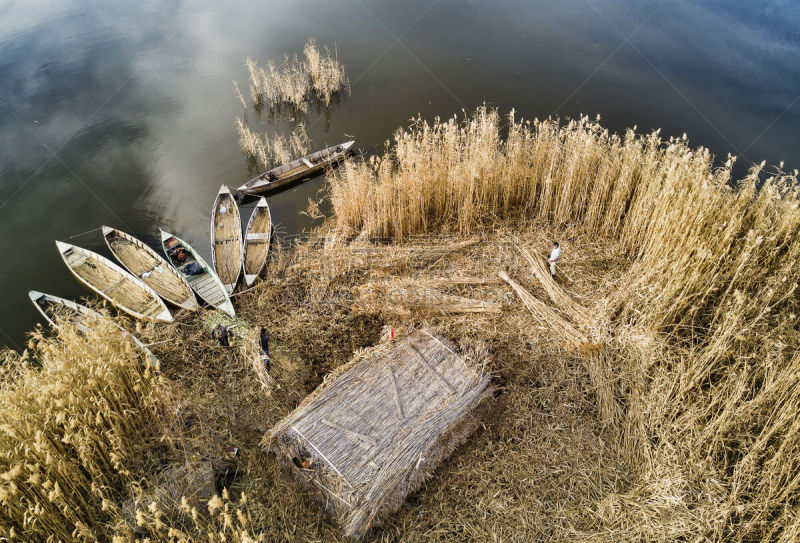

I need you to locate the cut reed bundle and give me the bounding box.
[498,270,589,346]
[513,239,592,328]
[353,277,501,315]
[267,330,492,540]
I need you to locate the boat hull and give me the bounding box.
[28,290,159,365]
[103,226,199,311]
[242,197,272,287]
[55,241,173,322]
[210,185,243,295]
[238,140,354,196]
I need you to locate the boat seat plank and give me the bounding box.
[215,236,241,244]
[301,158,314,168]
[68,254,90,267]
[102,277,126,294]
[246,232,271,241]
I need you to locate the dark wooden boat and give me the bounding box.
[237,140,355,195]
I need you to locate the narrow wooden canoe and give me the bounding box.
[28,290,158,365]
[242,197,272,287]
[210,185,243,295]
[237,140,355,195]
[160,229,236,317]
[55,241,173,322]
[102,226,199,311]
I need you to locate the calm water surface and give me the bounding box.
[1,0,798,347]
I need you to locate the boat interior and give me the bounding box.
[165,237,204,278]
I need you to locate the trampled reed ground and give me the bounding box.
[3,105,799,542]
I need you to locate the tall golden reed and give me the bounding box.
[236,120,310,169]
[0,321,169,541]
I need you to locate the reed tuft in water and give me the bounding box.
[236,118,309,168]
[244,39,349,113]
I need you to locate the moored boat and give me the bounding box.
[242,197,272,287]
[160,229,236,317]
[210,185,243,295]
[237,140,355,195]
[28,290,158,364]
[55,241,173,322]
[102,226,199,311]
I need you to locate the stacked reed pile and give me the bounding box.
[353,276,501,315]
[267,330,492,540]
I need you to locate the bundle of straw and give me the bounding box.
[498,270,589,346]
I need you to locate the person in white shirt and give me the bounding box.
[548,241,561,278]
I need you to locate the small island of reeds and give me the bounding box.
[2,106,799,542]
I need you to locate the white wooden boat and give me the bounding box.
[160,229,236,317]
[55,241,173,322]
[242,197,272,287]
[237,140,355,195]
[210,185,243,295]
[28,290,158,365]
[102,226,199,311]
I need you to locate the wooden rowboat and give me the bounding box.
[237,140,355,196]
[55,241,173,322]
[160,229,236,317]
[210,185,243,295]
[242,197,272,287]
[102,226,199,311]
[28,290,158,365]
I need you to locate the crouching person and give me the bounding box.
[259,327,271,372]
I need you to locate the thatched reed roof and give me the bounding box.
[267,330,492,540]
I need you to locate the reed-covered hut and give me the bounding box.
[267,330,492,539]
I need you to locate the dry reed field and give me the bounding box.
[3,106,799,542]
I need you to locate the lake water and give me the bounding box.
[1,0,798,348]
